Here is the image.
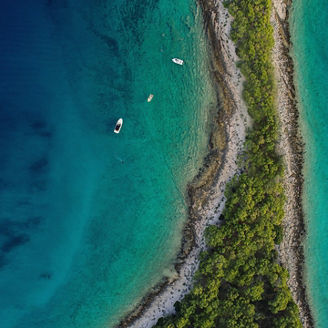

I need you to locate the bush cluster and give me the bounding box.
[153,0,302,327]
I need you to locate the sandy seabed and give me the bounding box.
[119,1,249,326]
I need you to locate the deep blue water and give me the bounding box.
[291,0,328,326]
[0,0,215,327]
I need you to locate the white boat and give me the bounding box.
[147,94,154,102]
[172,58,184,65]
[114,118,123,134]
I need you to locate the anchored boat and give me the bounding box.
[114,118,123,134]
[172,58,184,65]
[147,94,154,102]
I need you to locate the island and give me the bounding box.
[120,1,313,327]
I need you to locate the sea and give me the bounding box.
[0,1,216,327]
[291,0,328,326]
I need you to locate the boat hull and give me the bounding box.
[114,118,123,133]
[172,58,184,65]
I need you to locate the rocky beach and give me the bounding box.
[271,0,313,326]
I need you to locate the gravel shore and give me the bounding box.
[271,0,313,326]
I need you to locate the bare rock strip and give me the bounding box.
[271,0,313,326]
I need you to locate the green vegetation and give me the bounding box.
[153,0,302,327]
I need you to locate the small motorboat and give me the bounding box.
[147,94,154,102]
[172,58,184,65]
[114,118,123,134]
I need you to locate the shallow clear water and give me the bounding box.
[0,1,216,327]
[291,1,328,326]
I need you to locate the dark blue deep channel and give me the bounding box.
[0,0,216,327]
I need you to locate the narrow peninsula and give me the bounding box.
[120,1,313,327]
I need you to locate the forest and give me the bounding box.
[153,0,302,327]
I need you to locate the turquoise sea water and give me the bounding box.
[291,1,328,326]
[0,1,216,327]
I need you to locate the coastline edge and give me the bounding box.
[271,0,313,326]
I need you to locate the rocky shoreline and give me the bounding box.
[118,1,249,327]
[271,0,313,327]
